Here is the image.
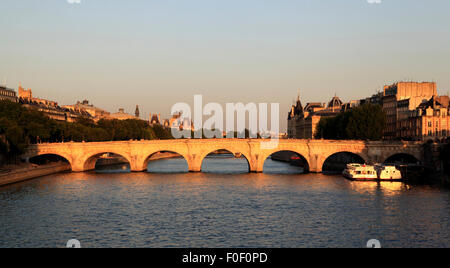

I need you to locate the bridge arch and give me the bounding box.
[80,151,132,172]
[29,153,72,169]
[260,150,310,173]
[144,151,189,173]
[200,149,251,174]
[262,150,309,174]
[384,153,420,165]
[321,151,367,174]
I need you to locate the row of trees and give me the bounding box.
[0,100,173,164]
[315,103,386,140]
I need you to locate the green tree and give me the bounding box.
[315,103,386,140]
[151,124,173,140]
[0,100,176,164]
[346,104,386,140]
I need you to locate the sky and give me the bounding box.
[1,0,450,131]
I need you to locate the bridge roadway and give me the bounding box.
[23,139,423,173]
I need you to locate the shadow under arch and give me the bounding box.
[263,150,309,174]
[145,151,189,173]
[201,149,250,174]
[29,154,72,169]
[384,153,420,165]
[84,152,131,173]
[322,152,366,174]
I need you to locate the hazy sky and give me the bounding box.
[1,0,450,131]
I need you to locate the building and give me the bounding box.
[360,92,383,106]
[18,85,83,122]
[18,85,58,107]
[149,113,162,126]
[403,96,450,141]
[287,94,344,139]
[162,112,195,131]
[110,108,138,121]
[62,100,110,122]
[0,86,17,102]
[342,100,361,111]
[383,82,437,139]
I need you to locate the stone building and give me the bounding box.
[383,82,437,139]
[18,85,32,99]
[163,112,194,131]
[149,113,162,126]
[401,96,450,141]
[110,108,138,121]
[0,86,17,102]
[18,84,58,107]
[287,94,344,139]
[360,92,383,106]
[62,100,110,122]
[18,85,83,122]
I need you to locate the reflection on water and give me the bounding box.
[0,157,448,248]
[148,157,189,173]
[349,181,411,196]
[202,154,249,174]
[95,163,131,174]
[263,157,304,174]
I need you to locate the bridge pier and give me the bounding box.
[67,156,83,172]
[188,156,202,172]
[131,157,146,172]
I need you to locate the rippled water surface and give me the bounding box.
[0,157,448,248]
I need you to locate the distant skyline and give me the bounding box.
[1,0,450,131]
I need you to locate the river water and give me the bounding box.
[0,156,448,248]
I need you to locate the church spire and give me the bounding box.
[294,89,304,118]
[135,105,140,118]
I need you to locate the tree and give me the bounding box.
[151,124,173,140]
[0,100,175,164]
[315,103,386,141]
[346,104,386,140]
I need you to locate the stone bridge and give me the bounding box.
[23,139,424,173]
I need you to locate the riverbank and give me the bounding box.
[0,152,181,187]
[0,162,71,187]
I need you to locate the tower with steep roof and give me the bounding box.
[135,105,140,118]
